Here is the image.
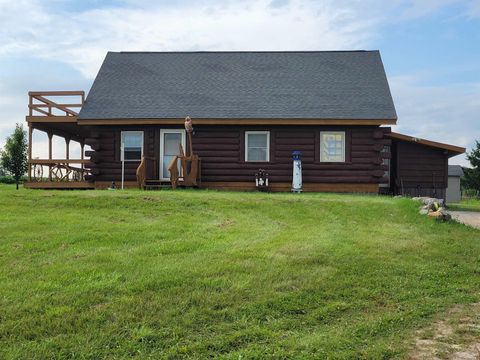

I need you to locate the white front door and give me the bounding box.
[160,129,186,181]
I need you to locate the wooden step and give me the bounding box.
[143,184,172,190]
[144,179,171,185]
[144,179,163,184]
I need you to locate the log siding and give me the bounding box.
[84,125,389,191]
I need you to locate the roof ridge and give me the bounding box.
[116,50,378,54]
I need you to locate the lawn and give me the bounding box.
[0,185,479,359]
[448,198,480,212]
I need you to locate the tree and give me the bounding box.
[0,159,5,177]
[462,140,480,193]
[0,124,28,190]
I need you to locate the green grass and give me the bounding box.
[0,185,479,359]
[448,199,480,212]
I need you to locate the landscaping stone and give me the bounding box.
[412,197,445,208]
[419,208,429,215]
[414,197,452,222]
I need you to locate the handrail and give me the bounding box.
[135,156,159,188]
[29,161,91,182]
[136,157,147,189]
[28,91,85,117]
[29,159,89,164]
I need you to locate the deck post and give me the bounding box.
[80,142,85,180]
[28,125,33,181]
[48,132,53,181]
[80,142,84,163]
[65,138,70,160]
[28,95,32,116]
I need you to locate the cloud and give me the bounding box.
[0,0,389,78]
[0,0,478,167]
[1,0,476,78]
[389,74,480,166]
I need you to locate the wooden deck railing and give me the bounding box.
[28,91,85,117]
[29,159,91,182]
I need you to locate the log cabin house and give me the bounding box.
[24,51,465,196]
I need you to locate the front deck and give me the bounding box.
[25,91,95,189]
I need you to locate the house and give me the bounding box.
[447,165,464,203]
[24,51,465,194]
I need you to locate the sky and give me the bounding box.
[0,0,479,164]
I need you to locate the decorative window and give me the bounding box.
[320,131,345,162]
[121,131,143,161]
[245,131,270,162]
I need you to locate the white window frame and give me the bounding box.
[245,131,270,162]
[320,131,346,163]
[121,131,144,162]
[159,129,186,181]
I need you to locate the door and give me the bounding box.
[160,129,186,181]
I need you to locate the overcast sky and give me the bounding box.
[0,0,479,164]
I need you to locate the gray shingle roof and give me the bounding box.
[78,51,397,120]
[448,165,464,177]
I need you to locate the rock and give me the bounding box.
[428,207,452,222]
[417,200,452,222]
[413,197,445,208]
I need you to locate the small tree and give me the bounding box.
[0,124,28,190]
[462,140,480,194]
[0,160,5,177]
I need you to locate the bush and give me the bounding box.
[0,175,27,184]
[462,188,480,199]
[0,175,16,184]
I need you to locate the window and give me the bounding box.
[245,131,270,162]
[121,131,143,161]
[320,131,345,162]
[380,145,390,188]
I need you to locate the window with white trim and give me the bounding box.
[320,131,345,162]
[121,131,143,161]
[245,131,270,162]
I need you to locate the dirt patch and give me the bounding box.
[218,218,235,229]
[143,196,161,202]
[409,303,480,359]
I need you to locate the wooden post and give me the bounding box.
[81,142,85,180]
[188,132,193,158]
[28,95,32,116]
[28,125,33,181]
[65,138,70,160]
[48,132,53,181]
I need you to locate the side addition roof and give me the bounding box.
[78,51,397,125]
[387,132,466,158]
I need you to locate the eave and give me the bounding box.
[387,132,466,156]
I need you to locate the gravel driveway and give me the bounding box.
[449,211,480,229]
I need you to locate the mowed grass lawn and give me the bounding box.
[449,198,480,212]
[0,185,479,359]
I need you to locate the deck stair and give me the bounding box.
[143,179,172,190]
